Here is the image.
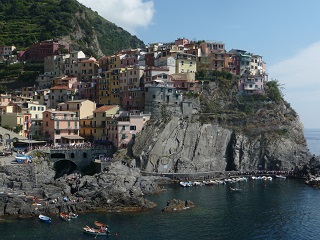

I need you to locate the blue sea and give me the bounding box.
[0,129,319,240]
[1,179,320,240]
[304,128,320,156]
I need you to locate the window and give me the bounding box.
[55,130,60,134]
[46,122,48,126]
[130,126,136,131]
[152,94,156,99]
[122,126,125,130]
[68,130,71,135]
[122,134,126,139]
[71,153,75,158]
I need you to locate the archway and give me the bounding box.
[53,160,78,179]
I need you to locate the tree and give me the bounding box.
[265,80,283,102]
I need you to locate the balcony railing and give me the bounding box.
[51,117,79,121]
[55,126,80,130]
[81,124,93,128]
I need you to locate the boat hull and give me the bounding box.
[83,227,108,236]
[39,214,51,223]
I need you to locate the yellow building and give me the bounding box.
[100,69,121,105]
[57,99,96,119]
[172,52,197,74]
[79,57,99,81]
[92,105,120,141]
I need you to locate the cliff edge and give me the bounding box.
[131,79,311,173]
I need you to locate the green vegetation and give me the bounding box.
[196,69,233,81]
[265,80,283,103]
[0,0,144,55]
[0,61,41,88]
[197,73,297,136]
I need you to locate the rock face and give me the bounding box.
[0,160,172,217]
[132,116,311,173]
[162,199,194,212]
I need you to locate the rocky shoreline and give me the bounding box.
[0,157,173,219]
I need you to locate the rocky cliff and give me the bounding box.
[0,159,171,217]
[131,79,311,174]
[132,116,309,173]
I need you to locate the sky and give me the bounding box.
[78,0,320,129]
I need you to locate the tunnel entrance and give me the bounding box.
[54,160,78,179]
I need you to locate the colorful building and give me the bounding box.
[107,110,151,149]
[92,105,120,141]
[42,110,82,145]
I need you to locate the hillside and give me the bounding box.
[0,0,144,56]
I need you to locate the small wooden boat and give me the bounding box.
[59,212,71,221]
[83,226,109,236]
[39,214,51,223]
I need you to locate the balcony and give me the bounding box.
[51,117,79,121]
[128,87,141,91]
[55,126,80,130]
[81,124,93,128]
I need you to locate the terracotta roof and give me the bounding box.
[94,105,118,113]
[50,85,72,90]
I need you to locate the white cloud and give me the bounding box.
[78,0,155,34]
[269,42,320,128]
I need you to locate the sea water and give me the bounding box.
[0,130,319,240]
[1,179,320,240]
[304,128,320,156]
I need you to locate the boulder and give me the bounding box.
[162,199,194,212]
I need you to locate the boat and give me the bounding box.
[83,226,109,236]
[179,181,193,187]
[39,214,51,223]
[59,212,71,221]
[230,187,242,192]
[193,181,204,186]
[68,212,78,218]
[15,155,32,163]
[275,175,286,179]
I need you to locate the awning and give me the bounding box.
[61,136,84,140]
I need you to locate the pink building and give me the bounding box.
[175,38,189,46]
[107,110,150,149]
[42,110,83,145]
[238,75,266,94]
